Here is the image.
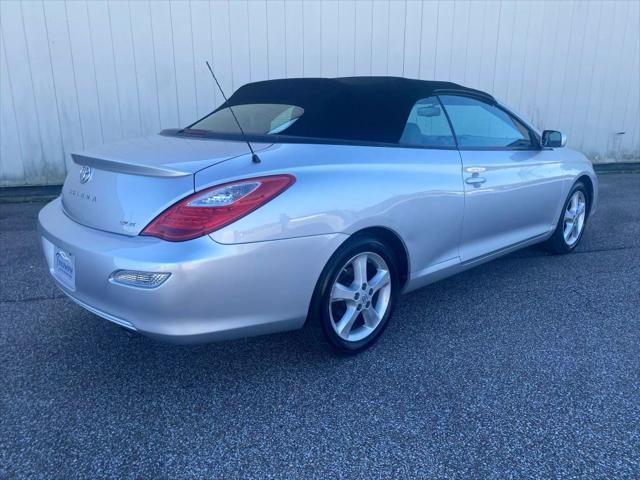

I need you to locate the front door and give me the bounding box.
[439,95,564,262]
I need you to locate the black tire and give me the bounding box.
[542,181,589,255]
[307,235,401,354]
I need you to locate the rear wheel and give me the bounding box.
[309,236,400,354]
[543,181,589,254]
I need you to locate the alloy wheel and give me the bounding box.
[328,252,392,342]
[563,190,586,246]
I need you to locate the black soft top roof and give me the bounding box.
[217,76,494,144]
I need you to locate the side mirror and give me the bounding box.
[542,130,567,148]
[417,105,441,117]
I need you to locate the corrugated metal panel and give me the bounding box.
[0,0,638,186]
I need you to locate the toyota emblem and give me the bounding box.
[79,165,93,184]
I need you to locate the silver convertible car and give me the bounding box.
[39,77,597,353]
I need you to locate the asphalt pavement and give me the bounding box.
[1,173,639,479]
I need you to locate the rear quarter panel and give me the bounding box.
[197,143,465,275]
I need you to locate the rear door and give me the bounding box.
[439,95,564,262]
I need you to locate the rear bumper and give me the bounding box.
[38,198,346,343]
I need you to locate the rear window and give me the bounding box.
[191,104,304,135]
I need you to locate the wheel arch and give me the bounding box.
[349,226,410,289]
[576,174,595,216]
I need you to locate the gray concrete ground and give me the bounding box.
[1,174,639,479]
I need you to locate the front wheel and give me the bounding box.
[309,236,400,354]
[543,181,589,254]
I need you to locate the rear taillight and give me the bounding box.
[141,174,295,241]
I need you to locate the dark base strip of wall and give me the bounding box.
[0,185,62,204]
[593,162,640,174]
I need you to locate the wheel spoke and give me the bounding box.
[570,194,578,212]
[336,305,359,338]
[362,308,380,328]
[369,269,390,293]
[564,221,574,238]
[564,209,574,222]
[352,254,368,286]
[331,282,356,302]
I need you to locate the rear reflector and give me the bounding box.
[110,270,171,289]
[141,174,295,241]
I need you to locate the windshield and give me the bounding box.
[190,104,304,135]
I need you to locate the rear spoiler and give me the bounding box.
[71,153,191,178]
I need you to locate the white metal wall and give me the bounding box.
[1,0,639,187]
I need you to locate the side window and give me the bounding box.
[439,95,533,149]
[399,97,456,147]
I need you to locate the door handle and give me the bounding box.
[465,175,486,185]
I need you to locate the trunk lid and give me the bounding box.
[61,133,269,236]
